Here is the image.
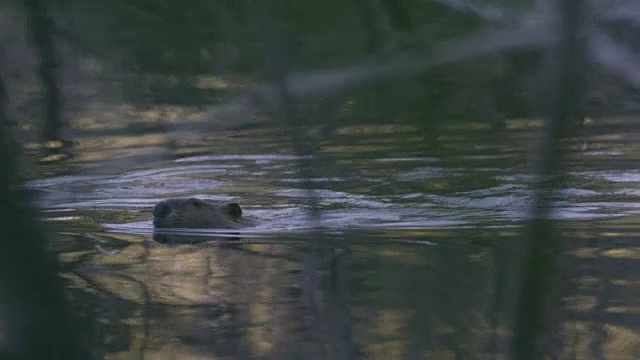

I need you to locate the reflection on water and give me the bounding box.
[24,118,640,358]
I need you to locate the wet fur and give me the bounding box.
[153,198,247,229]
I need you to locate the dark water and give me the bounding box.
[23,117,640,359]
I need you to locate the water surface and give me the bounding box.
[25,116,640,359]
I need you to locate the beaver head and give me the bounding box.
[152,198,243,229]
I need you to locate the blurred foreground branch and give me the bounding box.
[0,48,89,359]
[186,5,640,134]
[511,1,588,358]
[24,0,63,141]
[191,24,555,132]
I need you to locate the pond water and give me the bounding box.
[23,115,640,359]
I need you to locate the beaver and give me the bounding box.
[152,197,250,229]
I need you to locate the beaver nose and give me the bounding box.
[153,202,170,219]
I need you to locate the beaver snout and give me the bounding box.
[153,202,171,220]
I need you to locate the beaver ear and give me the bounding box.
[226,203,242,220]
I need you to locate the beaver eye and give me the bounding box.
[189,198,204,208]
